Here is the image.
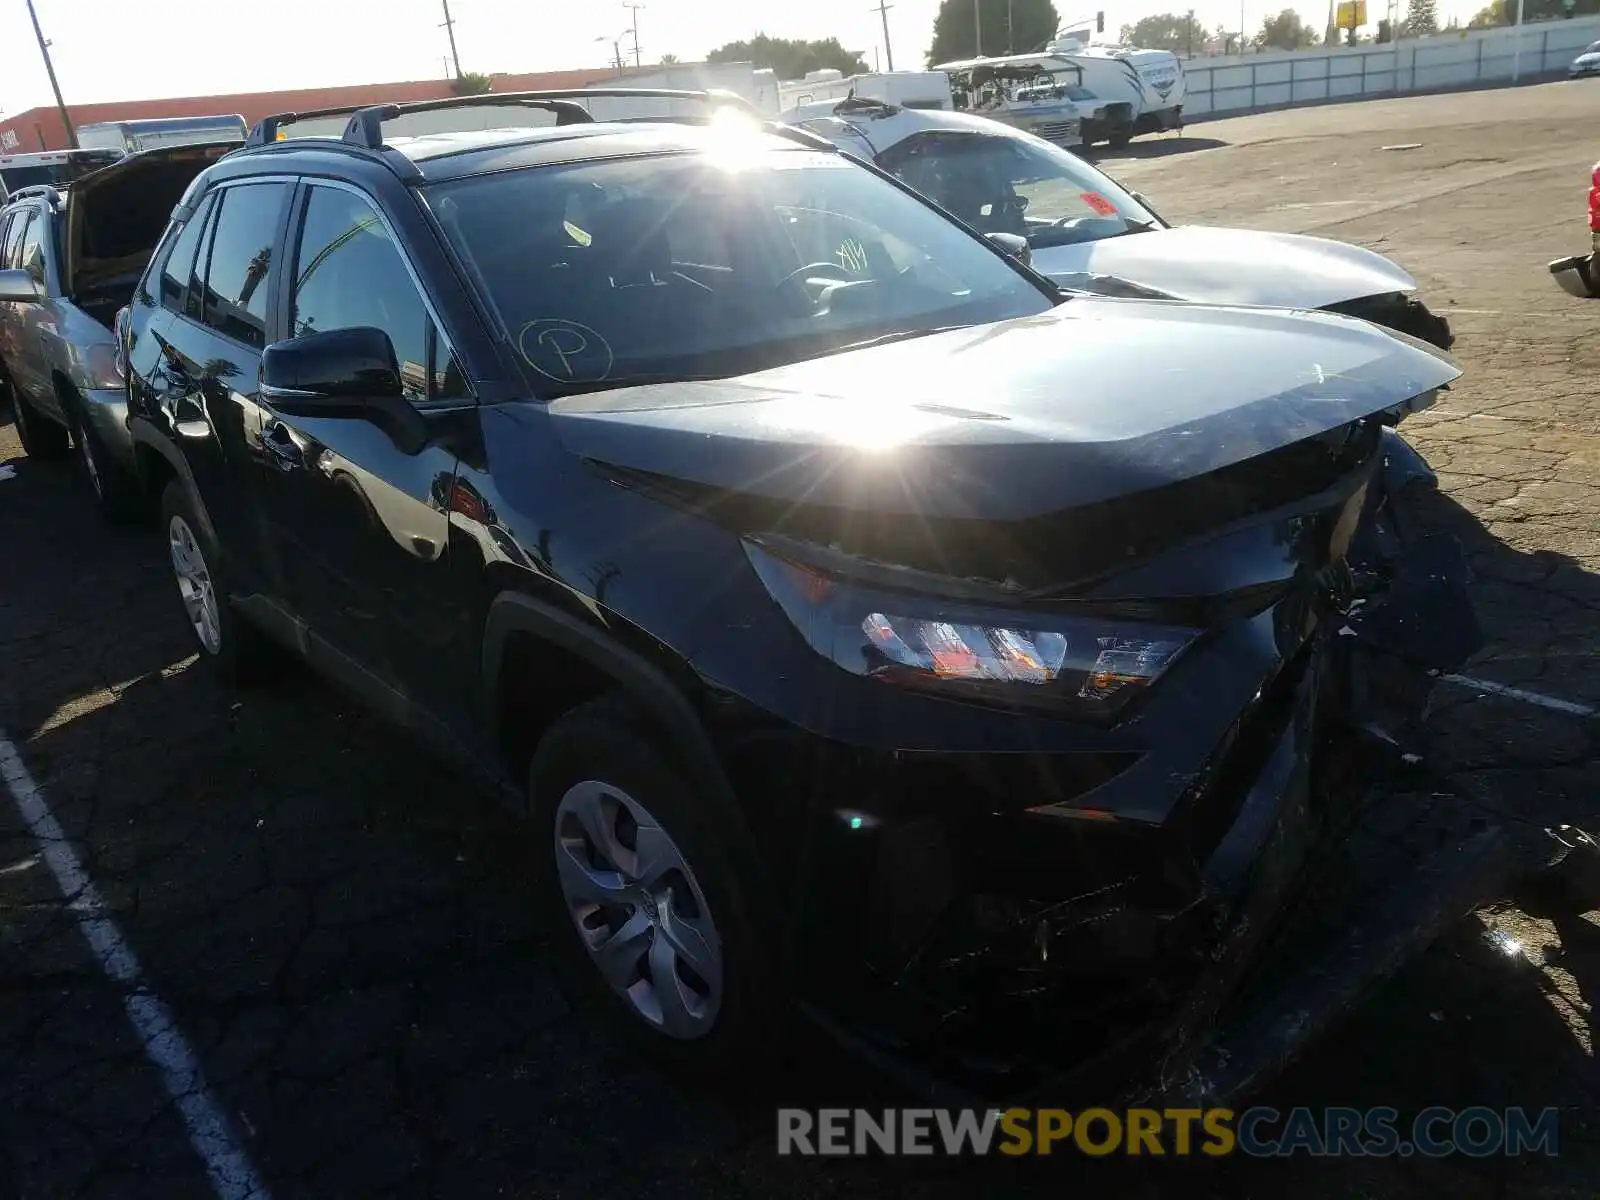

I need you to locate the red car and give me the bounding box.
[1549,157,1600,297]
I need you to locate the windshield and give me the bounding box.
[881,131,1160,249]
[429,146,1054,395]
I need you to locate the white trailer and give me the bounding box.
[938,37,1185,148]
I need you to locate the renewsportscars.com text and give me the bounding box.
[776,1106,1560,1158]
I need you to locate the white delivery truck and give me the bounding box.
[777,71,952,112]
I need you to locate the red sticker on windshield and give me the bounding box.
[1080,192,1118,217]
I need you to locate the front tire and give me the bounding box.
[159,480,276,682]
[529,698,779,1076]
[69,402,143,522]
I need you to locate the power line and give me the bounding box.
[872,0,895,71]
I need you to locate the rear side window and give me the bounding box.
[17,212,47,285]
[157,193,215,315]
[199,182,289,347]
[3,210,32,269]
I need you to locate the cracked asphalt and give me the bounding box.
[2,82,1598,1198]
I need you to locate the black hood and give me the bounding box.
[548,297,1459,523]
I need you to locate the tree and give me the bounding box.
[706,35,866,80]
[1403,0,1439,35]
[1376,16,1394,39]
[1470,0,1595,23]
[659,53,679,65]
[1213,22,1243,53]
[1118,12,1205,53]
[926,0,1061,66]
[1255,8,1321,49]
[450,71,492,96]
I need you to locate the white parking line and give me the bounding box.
[0,733,271,1200]
[1441,674,1598,718]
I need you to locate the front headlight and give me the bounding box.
[746,541,1199,716]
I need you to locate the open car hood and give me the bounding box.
[1030,226,1419,310]
[549,297,1458,523]
[66,142,236,298]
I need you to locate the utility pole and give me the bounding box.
[974,0,983,56]
[439,0,463,79]
[1511,0,1526,81]
[25,0,76,149]
[873,0,896,70]
[624,3,645,69]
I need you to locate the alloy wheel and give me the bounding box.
[553,780,723,1039]
[168,514,222,655]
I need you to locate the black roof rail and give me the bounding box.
[331,87,764,150]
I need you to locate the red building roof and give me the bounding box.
[0,68,619,152]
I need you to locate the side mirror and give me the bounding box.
[985,231,1032,269]
[261,326,430,454]
[0,268,42,304]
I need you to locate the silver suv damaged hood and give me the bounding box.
[1031,225,1419,310]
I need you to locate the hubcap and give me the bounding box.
[168,515,222,654]
[553,781,723,1039]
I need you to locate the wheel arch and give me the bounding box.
[128,418,216,541]
[482,591,743,822]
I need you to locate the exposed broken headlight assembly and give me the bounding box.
[745,540,1199,716]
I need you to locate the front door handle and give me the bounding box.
[257,420,305,471]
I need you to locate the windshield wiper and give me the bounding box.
[810,324,971,359]
[547,372,735,397]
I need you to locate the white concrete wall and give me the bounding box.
[1183,15,1600,118]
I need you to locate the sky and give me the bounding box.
[1,0,1488,118]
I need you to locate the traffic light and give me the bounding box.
[1096,10,1105,32]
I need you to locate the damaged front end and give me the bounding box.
[746,425,1488,1108]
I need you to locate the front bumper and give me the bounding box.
[1549,244,1599,298]
[79,386,135,468]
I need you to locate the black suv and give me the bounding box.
[122,89,1497,1099]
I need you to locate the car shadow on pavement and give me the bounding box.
[1088,136,1230,164]
[0,425,1596,1198]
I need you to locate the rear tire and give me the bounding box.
[529,697,780,1079]
[159,479,278,683]
[7,377,71,460]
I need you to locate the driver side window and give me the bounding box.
[292,185,466,404]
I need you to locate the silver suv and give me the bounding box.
[0,143,233,518]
